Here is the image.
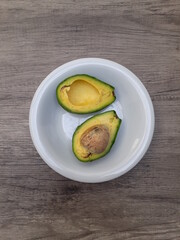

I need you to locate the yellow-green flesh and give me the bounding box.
[56,75,116,113]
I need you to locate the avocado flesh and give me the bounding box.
[56,74,116,114]
[72,111,121,162]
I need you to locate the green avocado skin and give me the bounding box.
[72,110,122,162]
[56,74,116,114]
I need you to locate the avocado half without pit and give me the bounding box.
[56,75,116,113]
[72,110,121,162]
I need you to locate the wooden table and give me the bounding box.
[0,1,180,239]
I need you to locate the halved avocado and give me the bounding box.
[72,110,121,162]
[56,74,116,114]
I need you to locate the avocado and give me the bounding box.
[72,110,121,162]
[56,74,116,114]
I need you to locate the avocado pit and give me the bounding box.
[80,124,110,154]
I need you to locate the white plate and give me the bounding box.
[29,58,155,183]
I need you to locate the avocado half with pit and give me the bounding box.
[72,110,121,162]
[56,74,116,114]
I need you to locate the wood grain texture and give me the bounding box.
[0,0,180,239]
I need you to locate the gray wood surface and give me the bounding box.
[0,0,180,239]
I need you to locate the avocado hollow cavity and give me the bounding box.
[67,80,100,106]
[56,74,116,113]
[72,110,122,162]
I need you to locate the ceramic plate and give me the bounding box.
[29,58,154,183]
